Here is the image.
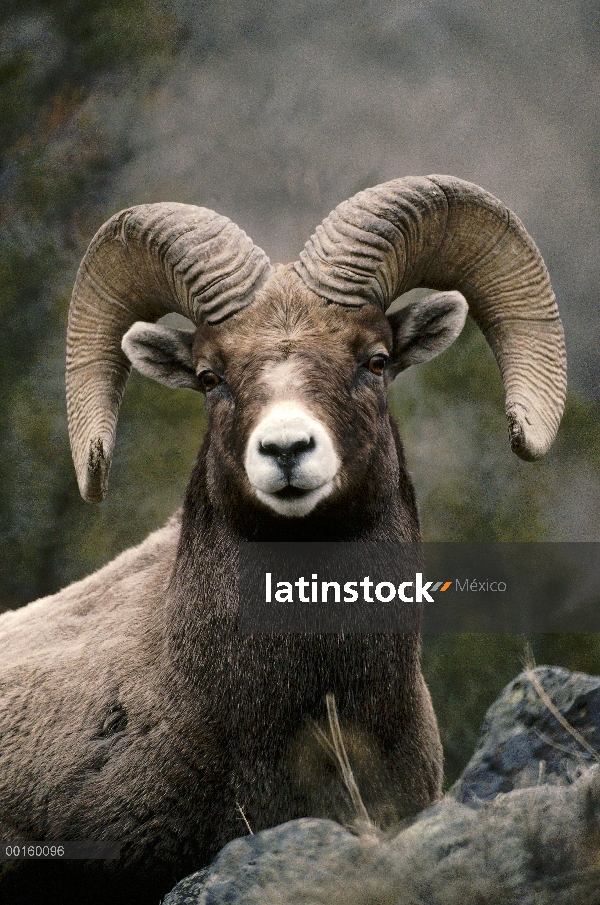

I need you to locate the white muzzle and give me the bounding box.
[245,404,340,516]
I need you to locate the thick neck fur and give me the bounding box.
[165,414,420,675]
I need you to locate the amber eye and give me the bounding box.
[198,370,221,392]
[366,354,388,376]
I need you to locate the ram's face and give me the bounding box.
[193,271,395,518]
[122,268,467,520]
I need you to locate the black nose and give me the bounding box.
[260,436,315,467]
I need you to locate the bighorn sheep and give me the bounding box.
[0,176,566,905]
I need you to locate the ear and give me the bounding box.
[387,291,468,378]
[122,322,201,391]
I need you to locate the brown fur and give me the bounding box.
[0,269,442,904]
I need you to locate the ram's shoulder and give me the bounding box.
[0,510,182,653]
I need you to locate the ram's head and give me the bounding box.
[66,176,566,524]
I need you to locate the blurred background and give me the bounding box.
[1,0,599,783]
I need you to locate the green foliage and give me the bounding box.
[0,0,181,157]
[421,635,527,784]
[423,633,600,788]
[47,0,180,74]
[0,0,182,608]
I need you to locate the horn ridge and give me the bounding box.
[67,202,272,501]
[294,174,566,461]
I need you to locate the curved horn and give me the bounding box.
[67,203,273,502]
[294,175,566,461]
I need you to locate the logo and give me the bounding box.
[265,573,455,604]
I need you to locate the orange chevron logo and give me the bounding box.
[430,581,453,592]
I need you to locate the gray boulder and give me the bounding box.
[453,666,600,803]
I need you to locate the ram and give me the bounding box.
[0,176,566,905]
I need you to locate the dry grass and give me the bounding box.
[310,693,381,837]
[523,644,600,763]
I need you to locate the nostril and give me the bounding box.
[260,436,315,462]
[260,441,278,458]
[289,437,315,456]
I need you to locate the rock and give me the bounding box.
[453,666,600,804]
[164,772,600,904]
[164,667,600,904]
[162,819,361,904]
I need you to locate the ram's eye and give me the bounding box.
[198,370,221,392]
[366,354,388,376]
